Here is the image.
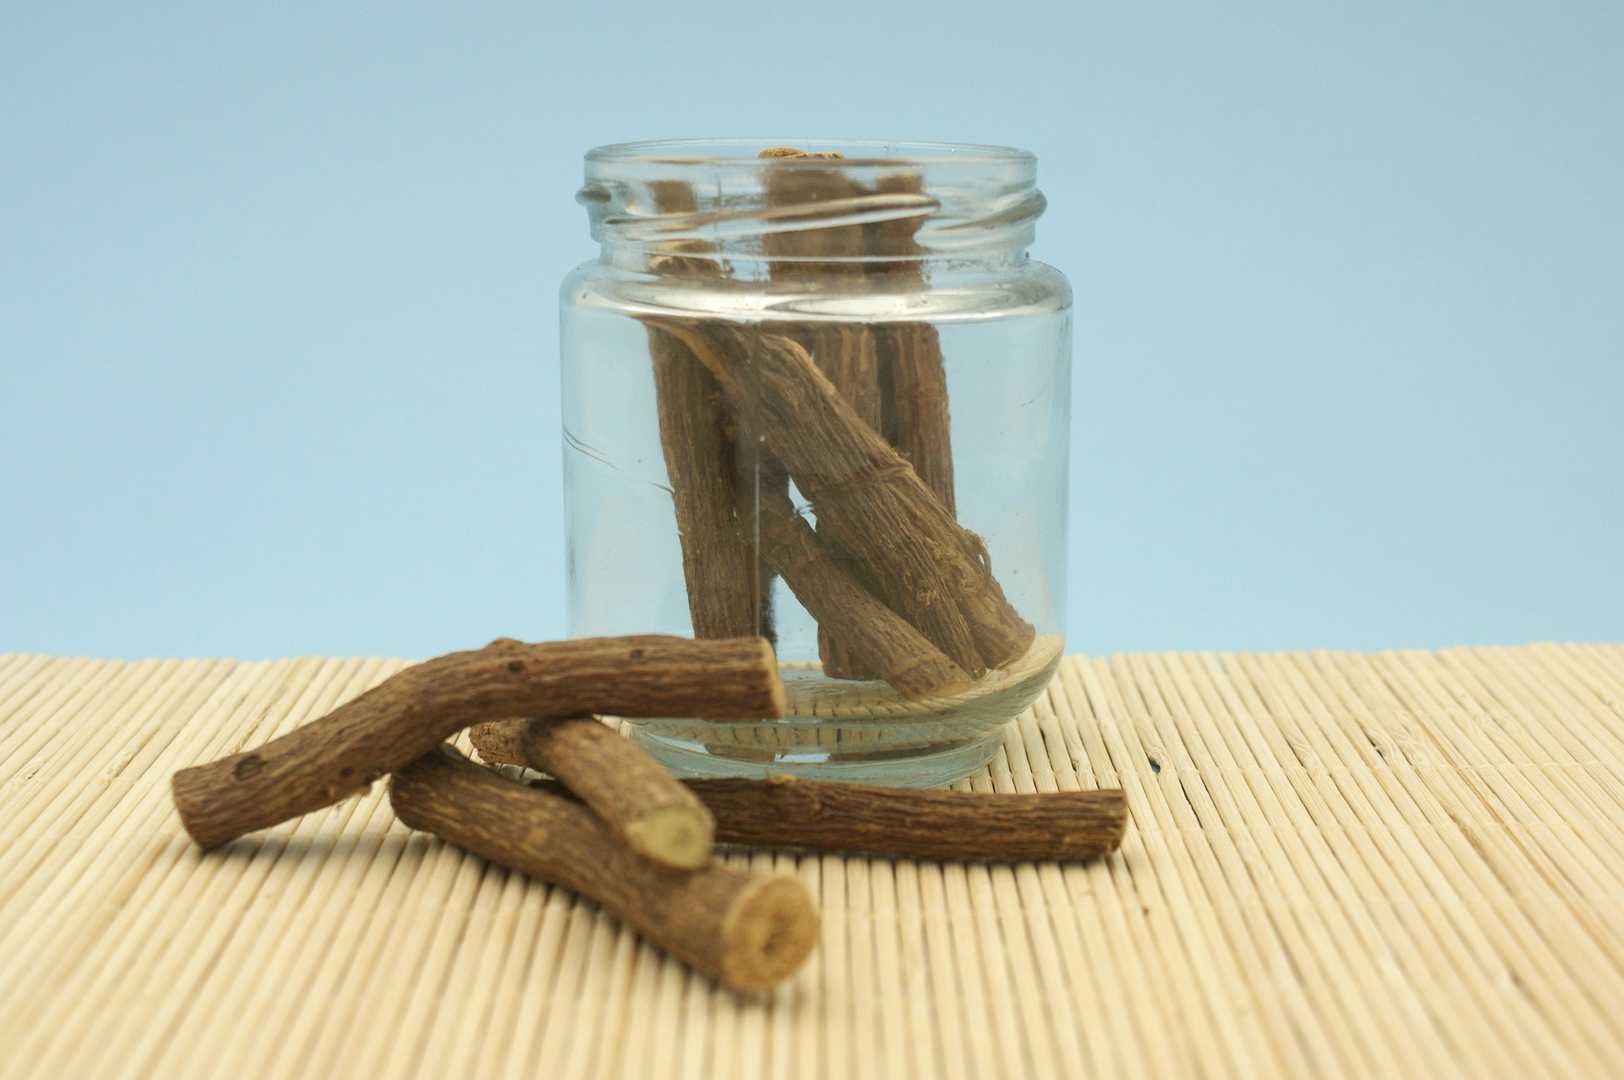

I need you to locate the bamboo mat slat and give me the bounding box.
[1,645,1622,1079]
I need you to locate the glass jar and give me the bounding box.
[561,139,1071,786]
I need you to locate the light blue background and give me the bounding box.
[3,1,1619,660]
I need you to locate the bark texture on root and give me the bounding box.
[391,746,818,992]
[172,635,782,850]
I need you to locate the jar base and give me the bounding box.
[621,634,1064,788]
[627,726,1004,788]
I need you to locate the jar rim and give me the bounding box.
[586,138,1035,169]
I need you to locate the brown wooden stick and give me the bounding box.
[646,180,774,641]
[464,721,730,864]
[505,716,714,869]
[650,329,767,639]
[648,322,1034,676]
[519,774,1127,863]
[807,324,887,681]
[468,715,716,868]
[391,746,818,992]
[171,635,783,850]
[752,485,971,698]
[881,321,956,511]
[757,149,886,679]
[759,147,869,270]
[867,172,958,517]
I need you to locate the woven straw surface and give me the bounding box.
[1,644,1622,1078]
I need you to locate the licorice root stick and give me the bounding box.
[467,716,757,855]
[512,774,1129,863]
[391,746,818,992]
[690,776,1127,861]
[471,715,716,869]
[867,172,958,517]
[645,178,776,642]
[171,635,783,850]
[751,486,971,698]
[649,322,1035,675]
[601,774,1123,862]
[757,147,886,680]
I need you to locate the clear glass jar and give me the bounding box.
[561,139,1071,785]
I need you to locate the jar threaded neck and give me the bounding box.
[579,139,1043,267]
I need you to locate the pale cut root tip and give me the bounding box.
[624,807,715,870]
[758,639,789,719]
[720,875,820,993]
[1104,790,1131,851]
[467,720,525,766]
[758,147,844,160]
[171,770,230,852]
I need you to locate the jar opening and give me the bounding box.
[586,138,1035,170]
[579,138,1044,267]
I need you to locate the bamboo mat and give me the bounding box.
[2,645,1623,1079]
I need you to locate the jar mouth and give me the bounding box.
[586,138,1035,170]
[581,138,1042,265]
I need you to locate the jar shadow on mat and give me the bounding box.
[561,138,1072,786]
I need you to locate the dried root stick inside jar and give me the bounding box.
[561,139,1071,785]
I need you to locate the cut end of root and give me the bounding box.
[171,766,230,851]
[758,640,789,719]
[467,720,526,767]
[758,146,843,160]
[625,806,716,870]
[1101,789,1131,852]
[719,875,820,993]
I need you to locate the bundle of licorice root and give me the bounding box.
[640,148,1035,700]
[171,634,1127,992]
